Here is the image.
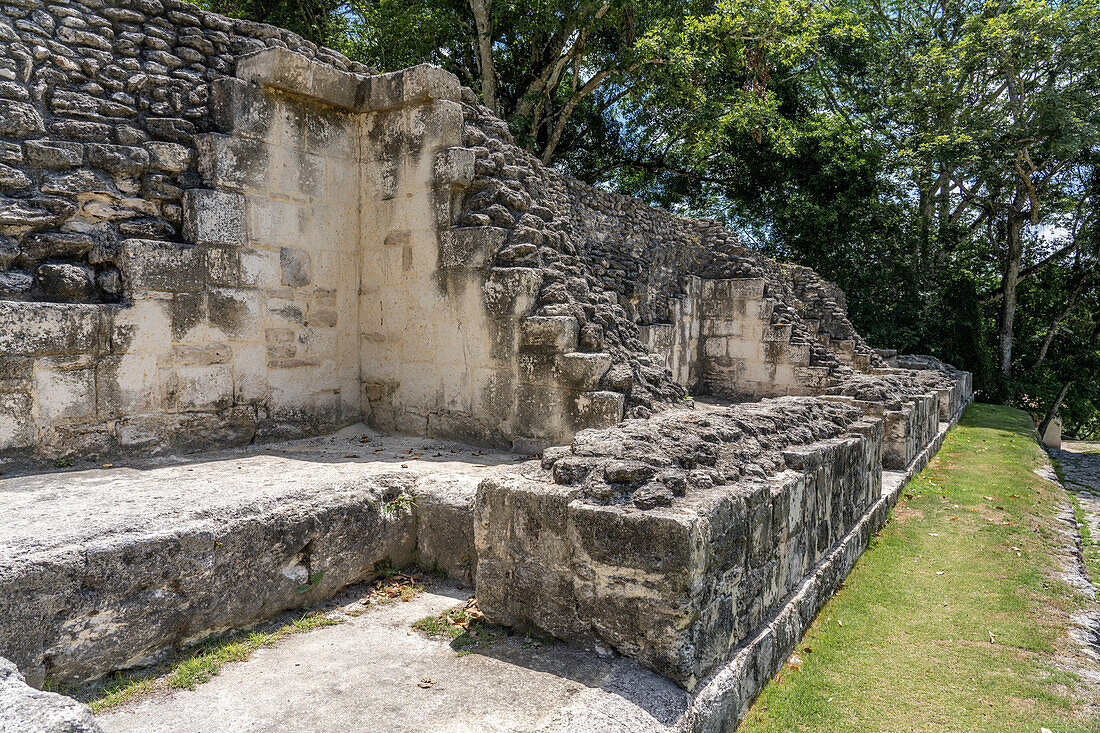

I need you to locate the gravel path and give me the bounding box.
[1051,442,1100,561]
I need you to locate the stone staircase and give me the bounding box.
[440,227,623,450]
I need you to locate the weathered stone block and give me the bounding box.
[120,239,206,292]
[0,392,34,450]
[555,352,612,390]
[209,76,275,138]
[364,64,460,112]
[520,316,579,354]
[569,389,624,432]
[0,101,44,138]
[182,189,246,246]
[0,302,103,357]
[37,263,94,300]
[235,47,363,110]
[0,658,101,733]
[85,143,149,177]
[434,146,475,188]
[195,134,270,192]
[33,359,97,423]
[280,246,311,287]
[483,268,542,316]
[439,227,506,269]
[477,403,882,689]
[22,139,83,169]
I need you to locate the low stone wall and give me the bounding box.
[474,398,883,689]
[0,428,497,686]
[684,388,974,731]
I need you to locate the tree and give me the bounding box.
[198,0,350,47]
[823,0,1100,381]
[346,0,686,164]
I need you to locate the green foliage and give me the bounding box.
[194,0,350,48]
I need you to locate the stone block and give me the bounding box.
[22,139,83,169]
[182,189,246,247]
[476,405,882,690]
[280,246,312,287]
[33,358,97,423]
[236,46,313,94]
[439,227,506,269]
[85,144,149,177]
[236,47,363,111]
[120,239,206,292]
[0,658,101,733]
[164,364,234,413]
[434,147,475,188]
[483,268,542,317]
[195,134,270,193]
[363,64,460,112]
[95,353,158,418]
[209,76,275,138]
[554,352,612,390]
[569,390,624,432]
[0,392,34,450]
[0,301,103,357]
[520,316,579,354]
[147,142,192,173]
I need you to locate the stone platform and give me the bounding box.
[1,395,970,731]
[92,404,968,733]
[0,425,534,687]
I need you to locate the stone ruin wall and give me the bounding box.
[0,0,969,465]
[0,1,978,725]
[0,0,377,458]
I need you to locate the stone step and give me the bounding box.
[0,426,520,686]
[832,338,855,354]
[519,316,579,354]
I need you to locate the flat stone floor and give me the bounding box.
[95,582,689,733]
[0,424,533,564]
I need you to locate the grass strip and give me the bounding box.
[742,403,1098,733]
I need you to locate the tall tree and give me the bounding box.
[346,0,686,163]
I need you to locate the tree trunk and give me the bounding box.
[1038,380,1070,439]
[468,0,499,116]
[997,211,1025,377]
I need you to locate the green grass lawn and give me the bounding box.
[742,404,1099,733]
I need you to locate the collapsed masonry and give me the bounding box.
[0,0,971,729]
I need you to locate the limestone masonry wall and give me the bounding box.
[0,0,970,460]
[0,0,370,303]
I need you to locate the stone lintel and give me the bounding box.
[235,47,459,113]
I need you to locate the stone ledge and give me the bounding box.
[234,47,459,113]
[0,658,101,733]
[0,426,530,686]
[476,399,883,689]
